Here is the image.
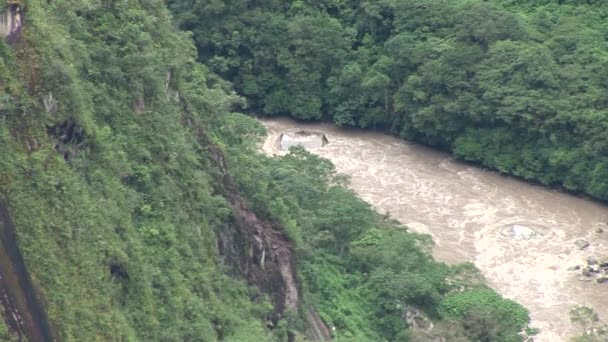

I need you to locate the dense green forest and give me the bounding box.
[5,0,608,341]
[169,0,608,201]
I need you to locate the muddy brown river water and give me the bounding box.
[259,117,608,341]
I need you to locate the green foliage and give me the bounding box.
[440,288,530,341]
[570,306,608,342]
[171,0,608,201]
[405,320,470,342]
[0,310,17,342]
[313,187,373,255]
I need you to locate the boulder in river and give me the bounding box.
[574,256,608,282]
[575,239,590,250]
[582,267,592,277]
[500,224,536,240]
[279,131,328,151]
[597,277,608,284]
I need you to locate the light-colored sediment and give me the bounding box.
[259,117,608,342]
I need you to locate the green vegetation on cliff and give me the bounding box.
[1,1,272,340]
[170,0,608,201]
[0,0,534,341]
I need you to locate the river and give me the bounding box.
[259,117,608,341]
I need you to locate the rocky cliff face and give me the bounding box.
[0,4,23,43]
[0,198,55,341]
[204,140,300,317]
[188,118,332,340]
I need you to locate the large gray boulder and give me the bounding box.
[500,224,536,240]
[575,239,590,250]
[280,131,328,151]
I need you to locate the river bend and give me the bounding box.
[260,117,608,342]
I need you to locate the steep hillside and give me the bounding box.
[0,1,279,340]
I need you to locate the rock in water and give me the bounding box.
[597,277,608,284]
[582,267,592,277]
[500,224,536,240]
[575,239,590,250]
[279,131,328,151]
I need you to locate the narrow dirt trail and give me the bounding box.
[0,197,54,342]
[260,117,608,342]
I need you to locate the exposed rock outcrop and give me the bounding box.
[404,306,433,331]
[42,92,58,114]
[46,118,86,160]
[306,308,332,341]
[191,123,301,318]
[0,197,55,341]
[0,4,23,44]
[222,188,300,313]
[164,71,180,102]
[185,111,332,339]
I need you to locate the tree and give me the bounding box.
[439,288,530,342]
[314,187,373,255]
